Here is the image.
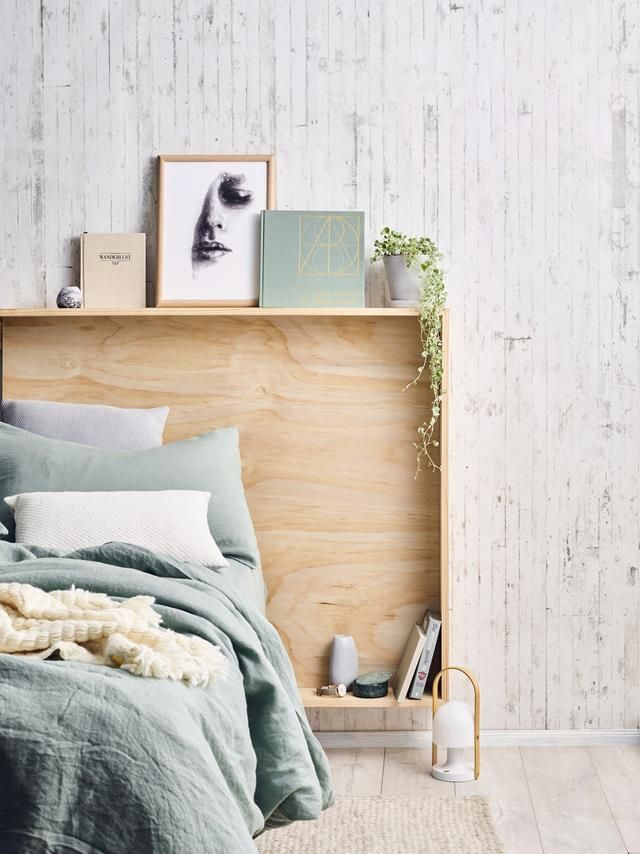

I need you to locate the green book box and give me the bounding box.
[259,210,365,308]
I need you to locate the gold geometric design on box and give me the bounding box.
[298,215,361,276]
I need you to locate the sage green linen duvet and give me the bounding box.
[0,542,333,854]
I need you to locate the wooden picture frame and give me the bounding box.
[156,154,276,307]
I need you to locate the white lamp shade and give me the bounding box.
[432,700,474,748]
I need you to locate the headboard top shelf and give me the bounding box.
[0,307,419,319]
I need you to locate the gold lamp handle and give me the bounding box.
[431,665,480,779]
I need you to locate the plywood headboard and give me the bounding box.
[1,313,443,688]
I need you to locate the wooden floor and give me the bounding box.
[326,746,640,854]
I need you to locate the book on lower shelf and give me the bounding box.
[259,210,365,308]
[393,623,427,702]
[407,610,442,700]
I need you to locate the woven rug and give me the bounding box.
[256,796,504,854]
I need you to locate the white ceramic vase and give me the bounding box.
[329,635,359,689]
[383,254,421,304]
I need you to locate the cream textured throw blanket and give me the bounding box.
[0,582,228,686]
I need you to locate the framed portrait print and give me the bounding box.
[156,154,275,306]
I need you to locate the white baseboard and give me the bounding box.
[316,728,640,749]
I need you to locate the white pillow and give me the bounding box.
[4,491,228,568]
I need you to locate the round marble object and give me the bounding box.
[56,286,82,308]
[352,670,393,699]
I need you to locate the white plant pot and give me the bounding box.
[383,254,421,304]
[329,635,359,689]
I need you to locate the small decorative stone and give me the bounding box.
[352,670,392,699]
[56,286,83,309]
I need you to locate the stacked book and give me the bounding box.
[259,210,365,308]
[393,610,442,702]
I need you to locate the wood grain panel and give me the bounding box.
[2,315,441,688]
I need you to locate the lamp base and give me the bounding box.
[431,747,475,783]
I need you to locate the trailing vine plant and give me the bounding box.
[371,227,447,474]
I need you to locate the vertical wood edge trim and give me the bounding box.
[0,318,3,404]
[267,154,276,209]
[440,308,450,700]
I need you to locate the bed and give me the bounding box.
[0,411,333,853]
[219,557,268,613]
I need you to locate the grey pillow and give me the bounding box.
[0,423,260,569]
[1,399,169,450]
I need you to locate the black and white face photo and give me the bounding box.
[158,158,268,304]
[191,172,253,276]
